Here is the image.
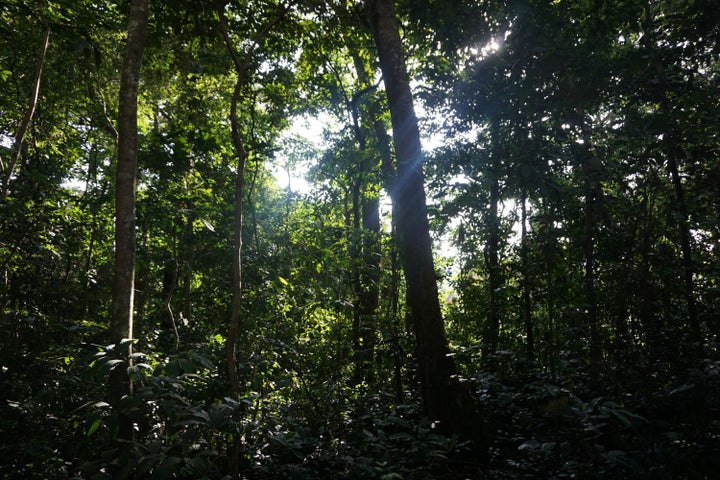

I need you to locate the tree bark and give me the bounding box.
[366,0,477,435]
[109,0,149,448]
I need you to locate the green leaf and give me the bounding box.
[105,359,125,370]
[179,357,194,373]
[153,456,182,479]
[86,417,102,437]
[381,474,404,480]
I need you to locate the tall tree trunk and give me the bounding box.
[359,195,381,375]
[638,177,659,361]
[1,12,50,201]
[664,137,703,360]
[520,189,534,361]
[217,8,249,478]
[368,80,402,402]
[540,200,559,377]
[485,126,501,363]
[109,0,148,448]
[581,137,601,382]
[347,53,382,386]
[642,0,704,367]
[366,0,477,435]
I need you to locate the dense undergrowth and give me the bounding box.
[2,324,718,480]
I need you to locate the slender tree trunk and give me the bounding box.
[1,12,50,201]
[559,35,602,378]
[347,53,382,386]
[366,0,477,435]
[218,8,248,478]
[485,129,501,362]
[642,0,704,367]
[161,259,180,352]
[217,4,290,476]
[359,196,380,373]
[540,201,559,377]
[350,177,364,377]
[572,108,601,383]
[520,189,534,361]
[664,138,702,359]
[109,0,148,449]
[368,82,402,402]
[638,180,658,361]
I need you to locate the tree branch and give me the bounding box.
[1,12,50,201]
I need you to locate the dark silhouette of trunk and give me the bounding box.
[484,127,502,363]
[637,174,661,361]
[359,195,380,372]
[218,2,248,404]
[520,189,534,361]
[568,106,601,383]
[182,212,194,325]
[369,84,403,403]
[540,201,559,377]
[641,3,704,363]
[347,53,382,386]
[581,135,601,382]
[664,140,703,360]
[350,178,364,378]
[1,12,50,201]
[366,0,477,436]
[109,0,148,451]
[558,29,601,378]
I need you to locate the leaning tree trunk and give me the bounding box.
[366,0,477,436]
[1,12,50,201]
[109,0,149,448]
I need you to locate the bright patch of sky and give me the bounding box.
[0,133,13,148]
[272,112,334,194]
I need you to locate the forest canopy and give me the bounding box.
[1,0,719,479]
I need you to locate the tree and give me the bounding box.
[2,0,720,477]
[217,1,295,475]
[0,8,49,202]
[108,0,149,446]
[366,0,477,435]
